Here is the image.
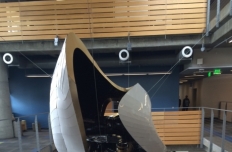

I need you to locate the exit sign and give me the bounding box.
[213,69,221,75]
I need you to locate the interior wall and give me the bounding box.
[179,74,232,113]
[108,66,180,109]
[200,75,232,107]
[9,67,52,129]
[9,65,179,128]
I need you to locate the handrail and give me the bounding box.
[12,107,232,119]
[151,107,232,112]
[14,112,49,119]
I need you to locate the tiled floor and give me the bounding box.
[0,130,52,152]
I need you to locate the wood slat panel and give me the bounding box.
[152,111,201,145]
[103,110,201,145]
[154,119,201,125]
[155,124,201,129]
[20,9,89,16]
[90,14,206,23]
[89,0,207,4]
[158,132,200,137]
[161,136,200,141]
[91,8,207,18]
[163,140,200,145]
[156,127,201,133]
[0,0,206,41]
[152,111,201,116]
[91,3,207,13]
[152,115,201,120]
[90,0,207,8]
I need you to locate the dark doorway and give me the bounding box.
[192,88,197,107]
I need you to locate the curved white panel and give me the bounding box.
[118,84,166,152]
[50,40,86,152]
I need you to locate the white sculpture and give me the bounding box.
[50,33,166,152]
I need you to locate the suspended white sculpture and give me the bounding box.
[50,33,166,152]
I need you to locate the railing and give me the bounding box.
[1,107,231,152]
[0,112,55,152]
[207,0,232,34]
[106,107,232,151]
[0,0,207,41]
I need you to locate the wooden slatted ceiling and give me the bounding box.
[104,110,202,145]
[0,0,207,41]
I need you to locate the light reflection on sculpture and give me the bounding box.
[50,33,166,152]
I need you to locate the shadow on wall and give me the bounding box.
[9,67,52,129]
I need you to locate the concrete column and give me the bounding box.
[0,55,13,139]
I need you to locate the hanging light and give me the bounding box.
[119,49,129,61]
[54,35,59,46]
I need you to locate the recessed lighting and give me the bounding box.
[124,73,147,76]
[106,74,123,76]
[185,74,204,77]
[26,74,51,78]
[180,80,188,82]
[148,72,171,75]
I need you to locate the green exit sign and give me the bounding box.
[213,69,221,75]
[208,72,211,77]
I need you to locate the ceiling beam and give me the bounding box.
[210,17,232,44]
[0,35,210,54]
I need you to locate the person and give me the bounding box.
[183,95,190,111]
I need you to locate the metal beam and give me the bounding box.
[209,109,214,152]
[0,35,210,54]
[216,0,220,28]
[211,17,232,43]
[200,108,205,148]
[221,111,226,152]
[210,2,231,31]
[35,115,40,152]
[230,0,232,16]
[17,118,23,152]
[206,0,211,36]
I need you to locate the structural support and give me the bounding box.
[221,111,226,152]
[230,0,232,16]
[17,118,23,152]
[48,114,53,152]
[200,108,205,148]
[0,55,14,139]
[206,0,211,36]
[209,109,214,152]
[35,115,40,152]
[216,0,221,28]
[0,35,210,54]
[211,18,232,43]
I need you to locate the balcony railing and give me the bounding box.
[1,107,231,152]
